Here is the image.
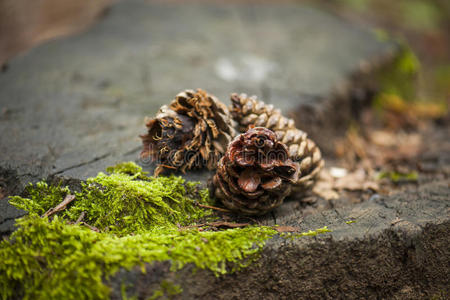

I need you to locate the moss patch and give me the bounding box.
[374,42,420,110]
[0,162,278,300]
[9,164,212,236]
[378,170,419,183]
[1,214,276,300]
[1,162,333,299]
[280,226,331,240]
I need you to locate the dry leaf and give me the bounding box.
[334,169,379,191]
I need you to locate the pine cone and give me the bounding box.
[140,89,237,176]
[212,127,300,215]
[230,93,324,192]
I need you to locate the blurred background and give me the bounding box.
[0,0,448,189]
[324,0,450,120]
[1,0,448,114]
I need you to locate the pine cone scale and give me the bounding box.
[261,176,282,190]
[237,169,261,193]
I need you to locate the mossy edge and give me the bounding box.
[0,162,332,300]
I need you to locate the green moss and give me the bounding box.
[8,181,71,216]
[373,28,390,42]
[1,162,278,300]
[1,162,333,300]
[148,281,182,300]
[345,220,357,224]
[1,215,275,300]
[106,161,151,180]
[373,43,420,110]
[280,226,332,240]
[10,165,213,236]
[378,170,418,183]
[120,283,137,300]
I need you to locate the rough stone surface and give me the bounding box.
[1,1,447,299]
[0,0,396,233]
[111,181,450,299]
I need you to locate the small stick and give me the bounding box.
[80,222,100,232]
[196,203,232,213]
[42,194,76,218]
[75,211,86,225]
[208,221,250,228]
[179,223,206,230]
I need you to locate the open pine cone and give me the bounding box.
[140,89,237,176]
[230,93,324,192]
[212,127,300,215]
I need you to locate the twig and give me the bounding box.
[179,223,206,230]
[208,221,250,228]
[179,221,250,231]
[196,203,232,213]
[75,211,86,225]
[42,194,76,218]
[79,222,100,232]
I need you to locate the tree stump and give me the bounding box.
[0,0,448,298]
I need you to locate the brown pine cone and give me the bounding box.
[212,127,300,215]
[140,89,237,176]
[230,93,324,192]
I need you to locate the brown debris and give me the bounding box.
[312,167,378,202]
[334,121,425,176]
[379,94,448,130]
[333,168,379,191]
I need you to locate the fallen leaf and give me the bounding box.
[311,169,340,200]
[329,167,348,178]
[334,169,379,191]
[369,130,397,147]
